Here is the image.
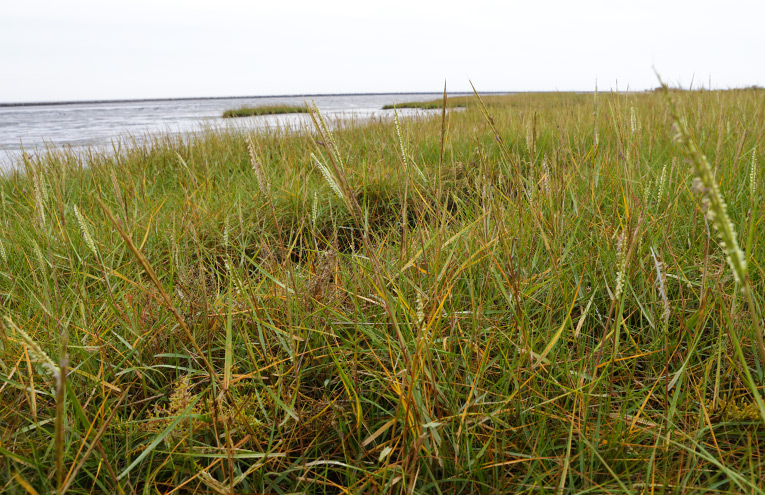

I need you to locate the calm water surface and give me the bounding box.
[0,93,459,170]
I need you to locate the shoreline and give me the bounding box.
[0,107,446,172]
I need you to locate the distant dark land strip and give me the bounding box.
[0,92,487,108]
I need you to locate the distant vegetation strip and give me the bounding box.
[222,105,309,118]
[382,97,470,110]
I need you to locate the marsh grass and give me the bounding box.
[381,95,487,110]
[1,89,764,494]
[222,105,309,118]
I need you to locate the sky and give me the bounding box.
[1,0,763,103]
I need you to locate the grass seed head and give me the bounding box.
[314,153,344,201]
[416,292,425,329]
[750,148,758,199]
[312,191,319,226]
[73,204,98,256]
[613,231,628,301]
[541,155,550,194]
[671,119,746,286]
[33,171,46,227]
[657,162,668,204]
[247,136,270,195]
[630,107,637,133]
[6,317,60,380]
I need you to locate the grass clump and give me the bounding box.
[1,88,764,493]
[222,104,309,118]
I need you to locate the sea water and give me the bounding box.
[0,93,458,170]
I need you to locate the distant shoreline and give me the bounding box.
[3,86,759,108]
[0,91,486,108]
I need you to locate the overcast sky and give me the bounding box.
[1,0,763,102]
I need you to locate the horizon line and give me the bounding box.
[2,85,760,108]
[0,89,614,108]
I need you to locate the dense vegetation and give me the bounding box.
[382,98,468,110]
[1,89,764,494]
[222,105,309,118]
